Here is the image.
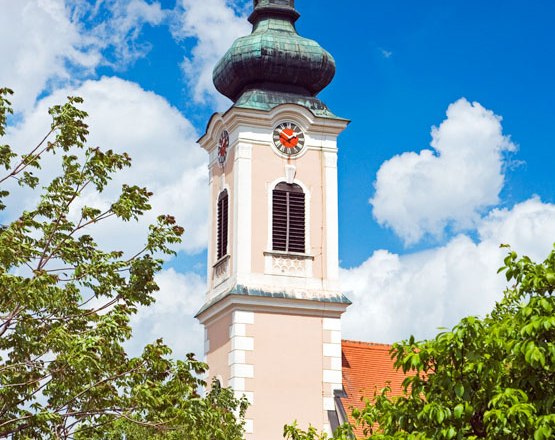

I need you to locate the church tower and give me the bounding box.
[196,1,350,437]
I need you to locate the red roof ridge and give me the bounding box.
[342,339,392,349]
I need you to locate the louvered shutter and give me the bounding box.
[217,190,228,260]
[272,182,305,253]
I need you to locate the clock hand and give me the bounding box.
[280,130,297,141]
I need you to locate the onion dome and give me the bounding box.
[213,0,337,116]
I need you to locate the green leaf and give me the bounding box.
[455,383,464,399]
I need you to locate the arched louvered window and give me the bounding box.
[217,190,229,260]
[272,182,305,253]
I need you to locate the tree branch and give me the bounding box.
[0,127,57,185]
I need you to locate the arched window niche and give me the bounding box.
[264,179,314,278]
[272,182,305,253]
[216,189,229,261]
[213,189,231,287]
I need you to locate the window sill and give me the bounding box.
[263,251,314,260]
[213,254,231,287]
[213,254,230,268]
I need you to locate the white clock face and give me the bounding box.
[217,130,229,166]
[273,122,305,156]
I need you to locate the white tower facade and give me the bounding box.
[196,1,350,438]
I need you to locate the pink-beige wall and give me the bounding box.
[247,311,325,439]
[205,313,232,387]
[251,146,326,278]
[204,308,337,439]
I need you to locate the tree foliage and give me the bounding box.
[283,420,353,440]
[286,244,555,439]
[0,88,246,439]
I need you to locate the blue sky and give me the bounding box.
[319,0,555,264]
[1,0,554,357]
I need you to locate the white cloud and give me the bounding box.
[4,76,208,254]
[127,268,206,358]
[371,98,517,245]
[0,0,166,112]
[0,0,248,112]
[0,0,100,111]
[478,197,555,262]
[341,198,555,344]
[380,48,393,58]
[70,0,166,67]
[172,0,250,108]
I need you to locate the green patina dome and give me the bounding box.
[213,0,337,116]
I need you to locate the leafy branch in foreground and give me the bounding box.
[286,244,555,439]
[0,88,246,439]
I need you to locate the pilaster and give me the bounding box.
[322,317,343,436]
[228,310,255,435]
[233,142,253,280]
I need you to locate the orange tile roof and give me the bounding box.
[341,340,407,438]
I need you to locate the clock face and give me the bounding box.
[217,130,229,166]
[273,122,305,156]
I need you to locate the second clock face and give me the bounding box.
[217,130,229,166]
[273,122,305,156]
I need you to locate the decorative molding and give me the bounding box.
[235,141,253,159]
[323,369,342,384]
[323,151,338,168]
[197,293,349,325]
[234,310,255,324]
[231,363,254,378]
[229,323,246,338]
[323,343,341,358]
[272,253,308,276]
[244,419,254,434]
[213,255,230,286]
[229,377,245,391]
[235,391,254,404]
[199,104,348,145]
[228,350,246,365]
[285,164,296,184]
[231,336,254,351]
[323,397,335,411]
[264,251,314,277]
[330,357,342,371]
[330,330,341,344]
[323,318,341,331]
[199,105,348,168]
[208,273,237,303]
[203,328,209,356]
[236,271,340,294]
